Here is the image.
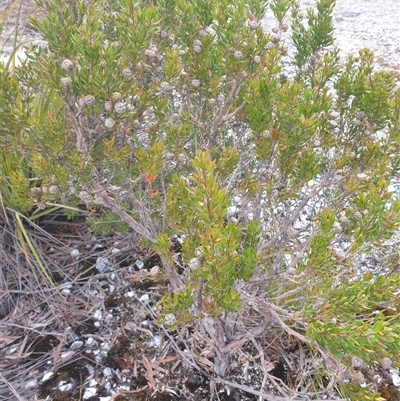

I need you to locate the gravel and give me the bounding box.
[0,1,399,400]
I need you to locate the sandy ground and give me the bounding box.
[262,0,400,76]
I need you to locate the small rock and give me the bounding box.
[103,367,113,377]
[25,379,38,389]
[93,310,102,320]
[58,381,74,392]
[96,257,113,273]
[70,340,84,350]
[83,387,97,399]
[71,249,80,258]
[139,294,149,303]
[41,371,54,382]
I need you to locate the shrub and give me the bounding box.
[1,0,399,399]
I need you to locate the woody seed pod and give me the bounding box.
[30,187,41,198]
[280,22,289,32]
[105,118,116,128]
[60,77,72,86]
[37,202,46,210]
[271,34,281,43]
[234,50,243,60]
[164,313,177,326]
[61,59,74,70]
[122,68,133,81]
[249,21,259,30]
[85,95,95,106]
[49,185,59,195]
[111,92,122,102]
[265,42,274,50]
[114,102,125,114]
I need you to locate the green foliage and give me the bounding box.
[1,0,400,399]
[306,273,400,363]
[291,0,336,70]
[161,151,261,316]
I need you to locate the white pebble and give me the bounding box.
[41,371,54,382]
[139,294,149,303]
[61,289,71,297]
[25,379,38,389]
[60,350,74,359]
[96,257,113,272]
[70,340,84,350]
[227,206,237,217]
[71,249,80,257]
[86,337,96,347]
[103,367,113,377]
[58,381,74,392]
[93,310,102,320]
[390,370,400,386]
[135,259,144,269]
[83,387,97,399]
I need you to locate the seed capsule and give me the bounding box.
[78,191,93,204]
[265,42,274,50]
[37,202,46,210]
[85,95,95,106]
[111,92,122,102]
[271,34,281,43]
[122,68,133,80]
[60,77,72,86]
[234,50,243,60]
[160,81,170,91]
[249,21,259,30]
[30,187,41,198]
[49,185,59,195]
[164,313,177,326]
[191,79,201,88]
[114,102,125,114]
[61,59,74,70]
[280,22,289,32]
[104,118,116,128]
